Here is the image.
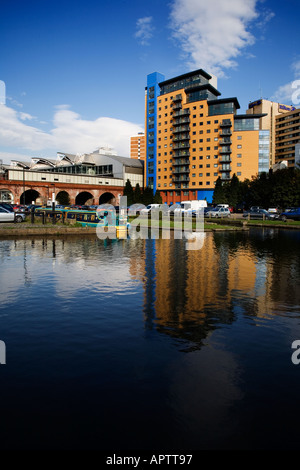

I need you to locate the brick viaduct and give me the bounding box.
[0,177,124,205]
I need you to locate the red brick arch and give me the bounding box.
[0,178,124,205]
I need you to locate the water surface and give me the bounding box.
[0,228,300,449]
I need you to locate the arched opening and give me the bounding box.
[56,190,70,205]
[20,189,41,205]
[75,191,94,205]
[99,192,116,205]
[0,189,14,203]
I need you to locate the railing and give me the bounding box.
[219,147,232,154]
[220,119,232,127]
[172,168,190,174]
[219,129,232,136]
[173,143,190,150]
[173,159,190,166]
[219,166,232,172]
[172,176,190,183]
[172,125,190,133]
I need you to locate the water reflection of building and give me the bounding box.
[137,232,289,349]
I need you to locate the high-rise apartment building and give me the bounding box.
[275,107,300,167]
[130,132,146,161]
[246,99,296,167]
[145,69,268,204]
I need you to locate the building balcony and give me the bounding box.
[172,102,182,110]
[173,143,190,150]
[173,125,190,133]
[173,94,182,102]
[219,129,232,136]
[219,147,232,154]
[172,176,190,183]
[172,168,190,174]
[219,157,232,163]
[220,119,232,127]
[173,159,190,166]
[221,174,231,180]
[219,138,232,145]
[173,116,190,125]
[173,109,190,117]
[173,150,190,158]
[219,166,232,172]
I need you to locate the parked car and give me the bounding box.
[205,207,231,218]
[243,208,276,220]
[279,207,300,222]
[268,208,278,214]
[26,204,42,212]
[0,206,25,223]
[0,203,14,212]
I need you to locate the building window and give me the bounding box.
[237,163,242,167]
[206,173,210,176]
[199,164,203,168]
[199,173,203,176]
[237,136,242,140]
[237,154,242,158]
[237,172,242,176]
[237,145,242,149]
[206,164,210,168]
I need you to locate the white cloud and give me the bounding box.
[19,112,35,121]
[271,59,300,105]
[0,104,143,160]
[135,16,154,45]
[169,0,260,77]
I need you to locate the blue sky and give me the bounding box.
[0,0,299,163]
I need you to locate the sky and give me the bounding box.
[0,0,299,164]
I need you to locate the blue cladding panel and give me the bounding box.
[197,189,214,203]
[146,72,165,193]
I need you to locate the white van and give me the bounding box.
[140,204,161,213]
[180,200,207,214]
[181,200,207,210]
[215,204,229,209]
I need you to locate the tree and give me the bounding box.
[153,190,162,204]
[212,177,226,204]
[227,173,240,208]
[123,179,134,206]
[133,183,142,203]
[142,186,154,206]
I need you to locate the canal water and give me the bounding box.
[0,228,300,450]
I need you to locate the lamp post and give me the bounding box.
[22,167,25,204]
[52,191,56,224]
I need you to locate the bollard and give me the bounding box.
[30,208,34,224]
[42,212,45,224]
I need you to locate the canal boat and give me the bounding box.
[35,207,129,236]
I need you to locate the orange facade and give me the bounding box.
[155,91,261,204]
[130,133,146,161]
